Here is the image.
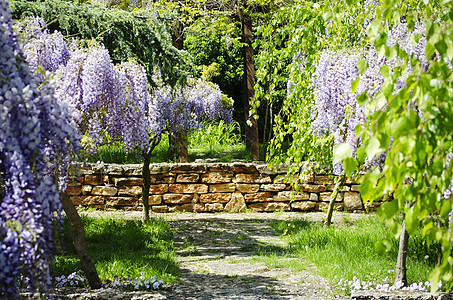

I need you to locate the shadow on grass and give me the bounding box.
[52,215,179,283]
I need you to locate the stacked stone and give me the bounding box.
[67,162,370,212]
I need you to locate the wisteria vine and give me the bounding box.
[310,22,428,175]
[0,1,79,297]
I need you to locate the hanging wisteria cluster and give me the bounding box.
[310,22,428,175]
[55,45,154,153]
[21,18,233,154]
[17,17,70,75]
[151,74,233,136]
[0,1,79,297]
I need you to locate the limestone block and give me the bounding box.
[113,177,143,186]
[236,184,260,194]
[122,164,143,176]
[169,184,208,194]
[209,183,236,193]
[301,171,315,183]
[92,186,118,196]
[163,194,194,204]
[106,197,139,207]
[82,185,93,195]
[67,176,84,186]
[149,164,170,174]
[291,201,316,211]
[244,192,272,203]
[170,203,204,213]
[317,202,344,211]
[84,174,109,186]
[314,175,335,186]
[260,184,287,192]
[170,164,207,173]
[256,164,288,175]
[177,174,200,183]
[152,205,168,213]
[147,195,162,205]
[118,186,142,197]
[72,195,104,205]
[319,192,344,202]
[224,192,246,213]
[149,184,169,194]
[232,163,257,174]
[208,164,231,172]
[234,174,272,184]
[201,173,233,184]
[71,196,84,206]
[205,203,224,212]
[344,192,364,211]
[200,193,232,203]
[95,164,123,175]
[273,191,309,202]
[66,185,82,196]
[365,201,382,211]
[151,174,175,184]
[309,193,318,201]
[249,202,290,212]
[300,184,326,193]
[351,185,360,192]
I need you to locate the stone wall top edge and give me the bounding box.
[69,161,346,177]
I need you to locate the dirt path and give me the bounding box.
[160,212,369,299]
[73,211,370,299]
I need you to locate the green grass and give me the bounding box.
[82,120,259,163]
[270,216,439,286]
[52,215,179,284]
[82,135,172,164]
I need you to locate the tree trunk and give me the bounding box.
[394,219,409,287]
[240,11,260,161]
[59,192,102,289]
[324,175,345,227]
[171,18,184,50]
[178,133,188,163]
[142,152,151,222]
[142,135,161,222]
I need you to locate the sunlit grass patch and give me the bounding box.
[270,215,439,287]
[52,215,179,285]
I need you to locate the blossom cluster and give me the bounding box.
[53,271,165,291]
[19,18,233,155]
[310,22,427,175]
[151,74,233,136]
[0,2,79,297]
[337,276,438,293]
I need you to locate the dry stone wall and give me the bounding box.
[67,162,376,213]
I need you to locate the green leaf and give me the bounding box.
[365,137,384,160]
[358,59,367,74]
[344,157,357,176]
[357,92,368,106]
[333,143,353,164]
[351,78,360,94]
[380,199,399,219]
[323,10,333,22]
[375,239,392,255]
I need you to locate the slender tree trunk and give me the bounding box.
[59,192,102,289]
[240,11,260,161]
[142,135,161,222]
[142,152,151,222]
[394,219,409,287]
[178,133,188,163]
[324,175,345,227]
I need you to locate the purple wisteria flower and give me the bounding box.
[0,1,79,297]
